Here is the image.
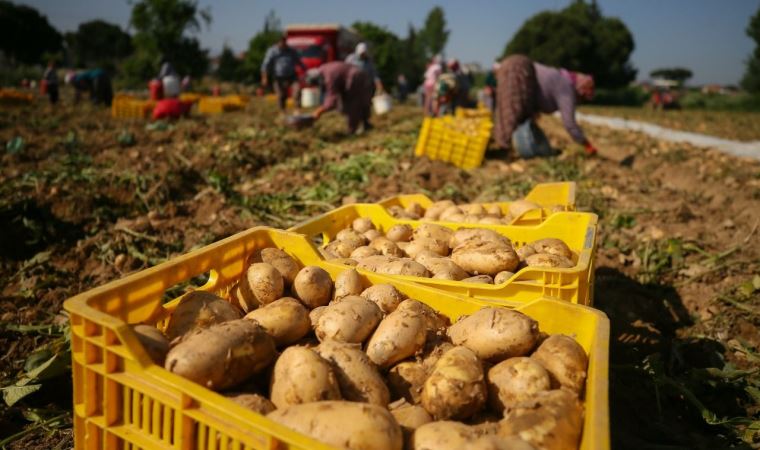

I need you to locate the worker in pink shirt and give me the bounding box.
[310,61,373,134]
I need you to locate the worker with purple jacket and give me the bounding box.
[309,61,373,134]
[493,55,597,156]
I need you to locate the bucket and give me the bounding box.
[162,75,181,98]
[301,87,320,108]
[372,94,392,115]
[149,79,163,100]
[513,120,556,158]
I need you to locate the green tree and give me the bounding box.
[65,20,132,68]
[398,24,426,89]
[0,1,61,65]
[741,6,760,93]
[352,21,402,88]
[216,45,242,81]
[419,6,449,59]
[503,0,636,88]
[123,0,211,84]
[241,10,282,84]
[650,67,693,85]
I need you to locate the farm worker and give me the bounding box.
[345,42,384,94]
[157,57,178,79]
[493,55,597,155]
[310,61,373,134]
[423,55,443,116]
[449,59,472,111]
[66,68,113,106]
[433,68,458,116]
[261,35,306,111]
[41,59,59,105]
[396,74,409,102]
[152,98,192,120]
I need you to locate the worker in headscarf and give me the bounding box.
[261,35,306,111]
[345,42,383,95]
[493,55,597,155]
[66,68,113,106]
[423,55,443,116]
[309,61,373,134]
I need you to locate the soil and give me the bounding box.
[1,97,758,449]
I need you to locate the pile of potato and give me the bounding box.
[131,249,589,450]
[321,218,575,283]
[387,199,563,225]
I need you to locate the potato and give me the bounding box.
[315,296,382,343]
[356,255,399,272]
[462,275,494,284]
[451,241,519,276]
[364,229,383,241]
[352,217,376,233]
[488,357,551,413]
[270,346,341,408]
[508,200,541,218]
[422,257,469,281]
[351,245,381,259]
[529,238,573,260]
[516,245,537,260]
[420,339,456,371]
[267,401,402,450]
[165,291,242,340]
[334,268,364,299]
[398,300,450,335]
[325,239,362,258]
[244,297,310,347]
[366,299,428,367]
[421,346,486,420]
[165,319,275,390]
[375,259,431,278]
[449,228,510,249]
[309,306,327,328]
[478,216,507,225]
[486,204,503,217]
[404,237,449,258]
[316,340,390,406]
[226,392,275,415]
[531,335,588,393]
[413,421,532,450]
[332,257,358,267]
[370,237,405,257]
[229,282,256,313]
[241,263,285,306]
[461,203,485,216]
[424,200,456,220]
[337,228,369,247]
[439,205,464,221]
[448,308,539,362]
[406,202,425,218]
[293,266,333,308]
[525,253,574,268]
[386,224,414,242]
[445,213,466,222]
[413,223,454,243]
[390,400,432,447]
[388,361,428,404]
[498,390,583,450]
[494,271,514,284]
[258,248,300,286]
[132,324,169,364]
[361,283,406,314]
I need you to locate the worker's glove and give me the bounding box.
[584,142,598,156]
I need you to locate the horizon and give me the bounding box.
[17,0,760,86]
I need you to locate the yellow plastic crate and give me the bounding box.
[198,95,246,115]
[179,92,202,104]
[64,227,609,450]
[415,116,493,169]
[111,98,155,119]
[290,205,598,305]
[378,181,576,226]
[454,107,492,119]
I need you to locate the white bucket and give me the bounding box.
[301,87,320,108]
[162,75,181,98]
[372,94,392,115]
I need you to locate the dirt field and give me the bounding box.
[1,98,759,449]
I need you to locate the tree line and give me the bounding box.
[2,0,759,93]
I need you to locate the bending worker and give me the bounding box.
[261,35,306,111]
[66,68,113,106]
[310,61,373,134]
[493,54,597,155]
[345,42,383,94]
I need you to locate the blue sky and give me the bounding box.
[20,0,760,85]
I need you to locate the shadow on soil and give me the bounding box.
[595,267,751,450]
